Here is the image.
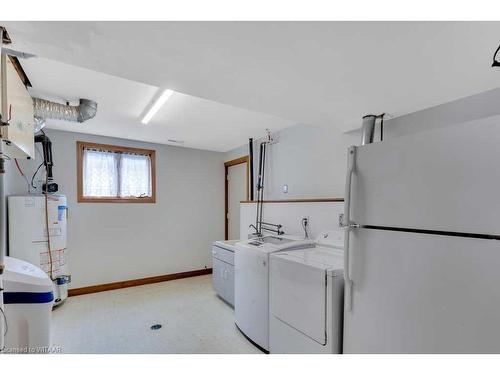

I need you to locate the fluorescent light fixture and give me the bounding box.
[141,89,174,124]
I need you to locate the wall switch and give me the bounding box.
[282,184,288,193]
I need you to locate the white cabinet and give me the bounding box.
[1,55,35,159]
[213,258,234,306]
[212,241,236,307]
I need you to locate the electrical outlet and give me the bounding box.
[338,213,344,228]
[282,184,288,193]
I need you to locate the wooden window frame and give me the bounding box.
[77,141,156,203]
[224,156,249,240]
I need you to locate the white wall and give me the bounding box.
[226,87,500,204]
[240,201,344,240]
[226,124,359,200]
[6,129,225,288]
[384,87,500,139]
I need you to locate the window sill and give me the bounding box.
[78,197,156,204]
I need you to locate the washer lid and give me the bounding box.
[236,236,314,254]
[272,247,344,276]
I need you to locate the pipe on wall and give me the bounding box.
[249,138,254,201]
[361,115,377,145]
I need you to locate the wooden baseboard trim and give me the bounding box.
[68,268,213,297]
[240,198,344,203]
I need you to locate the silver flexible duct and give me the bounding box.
[33,98,97,129]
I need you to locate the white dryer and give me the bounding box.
[235,236,314,352]
[269,230,344,353]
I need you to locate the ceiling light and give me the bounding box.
[141,89,174,124]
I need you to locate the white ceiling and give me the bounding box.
[4,21,500,146]
[20,58,295,152]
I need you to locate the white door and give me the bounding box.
[212,258,227,299]
[344,228,500,353]
[227,163,247,240]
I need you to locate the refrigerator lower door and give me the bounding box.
[344,228,500,353]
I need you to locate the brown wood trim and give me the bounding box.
[1,26,12,44]
[224,155,249,168]
[1,27,31,87]
[68,268,213,297]
[224,156,250,240]
[77,141,155,156]
[76,197,156,203]
[241,198,344,203]
[8,56,32,88]
[77,141,156,203]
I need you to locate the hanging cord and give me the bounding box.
[30,140,45,190]
[492,43,500,67]
[14,159,31,194]
[301,217,309,239]
[380,113,385,142]
[0,304,7,352]
[30,162,44,189]
[44,170,54,280]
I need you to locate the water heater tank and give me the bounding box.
[8,195,69,305]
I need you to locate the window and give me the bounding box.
[77,142,156,203]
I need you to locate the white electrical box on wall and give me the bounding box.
[0,54,35,159]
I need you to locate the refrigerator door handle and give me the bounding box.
[342,146,357,311]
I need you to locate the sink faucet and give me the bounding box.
[249,224,261,237]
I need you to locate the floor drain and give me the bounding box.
[150,324,162,330]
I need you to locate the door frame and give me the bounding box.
[224,156,250,240]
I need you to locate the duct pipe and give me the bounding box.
[249,138,254,201]
[33,97,97,129]
[0,29,6,353]
[361,115,377,145]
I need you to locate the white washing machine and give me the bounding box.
[269,230,344,353]
[235,236,314,352]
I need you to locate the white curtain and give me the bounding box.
[83,149,119,197]
[119,153,152,197]
[83,149,151,198]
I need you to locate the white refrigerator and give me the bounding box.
[343,118,500,353]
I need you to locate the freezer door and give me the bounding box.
[344,228,500,353]
[350,119,500,235]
